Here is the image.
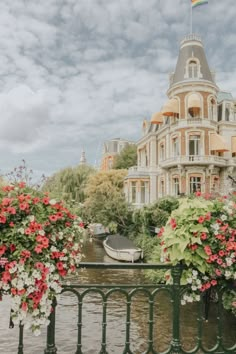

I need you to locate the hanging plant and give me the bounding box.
[0,182,84,335]
[159,193,236,314]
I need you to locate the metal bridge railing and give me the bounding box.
[11,262,236,354]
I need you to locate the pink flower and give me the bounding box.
[21,302,28,311]
[198,216,205,224]
[201,232,207,240]
[204,245,212,256]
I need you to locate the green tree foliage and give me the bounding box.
[113,144,137,170]
[42,165,95,204]
[84,169,131,233]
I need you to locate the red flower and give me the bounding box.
[195,191,201,197]
[56,262,64,271]
[211,279,217,286]
[200,232,207,240]
[0,245,7,256]
[42,197,50,205]
[198,216,205,224]
[0,214,7,224]
[218,250,225,257]
[215,269,222,276]
[204,245,212,256]
[10,244,16,252]
[34,245,43,254]
[19,202,29,211]
[21,302,28,311]
[49,215,58,222]
[18,182,26,188]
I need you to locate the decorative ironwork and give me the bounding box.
[2,262,235,354]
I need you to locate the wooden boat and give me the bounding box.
[88,223,109,240]
[103,234,143,263]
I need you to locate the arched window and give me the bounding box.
[160,144,165,161]
[209,98,216,120]
[189,60,198,78]
[187,93,201,118]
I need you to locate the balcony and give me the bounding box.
[160,155,228,168]
[170,118,217,129]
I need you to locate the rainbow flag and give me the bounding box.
[191,0,208,8]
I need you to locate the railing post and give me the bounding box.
[44,298,57,354]
[171,266,182,354]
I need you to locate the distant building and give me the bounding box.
[124,34,236,207]
[101,138,135,171]
[79,149,87,165]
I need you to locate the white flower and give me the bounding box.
[38,230,45,236]
[220,214,227,221]
[28,215,35,222]
[181,299,186,305]
[49,199,57,205]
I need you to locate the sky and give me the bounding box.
[0,0,236,180]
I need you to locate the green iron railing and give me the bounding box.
[11,263,236,354]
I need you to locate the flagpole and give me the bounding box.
[190,3,193,34]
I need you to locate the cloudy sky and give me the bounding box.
[0,0,236,179]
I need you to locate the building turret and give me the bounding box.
[80,149,87,165]
[168,34,218,99]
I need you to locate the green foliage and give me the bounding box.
[42,164,95,204]
[222,290,236,316]
[83,169,131,233]
[131,197,176,236]
[153,197,179,214]
[113,144,137,170]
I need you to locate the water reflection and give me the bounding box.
[0,235,235,353]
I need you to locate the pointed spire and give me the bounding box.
[80,148,87,165]
[170,34,215,88]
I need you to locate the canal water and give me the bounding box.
[0,235,235,354]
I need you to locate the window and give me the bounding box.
[209,98,216,120]
[160,180,165,196]
[172,137,179,157]
[173,178,180,196]
[131,182,136,203]
[189,135,200,157]
[160,144,165,161]
[218,104,222,121]
[225,108,230,121]
[189,177,201,194]
[188,60,198,78]
[140,181,149,204]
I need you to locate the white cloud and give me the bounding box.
[0,85,50,152]
[0,0,235,176]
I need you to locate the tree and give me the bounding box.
[113,144,137,170]
[42,164,95,204]
[84,169,131,233]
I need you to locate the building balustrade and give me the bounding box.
[160,155,228,168]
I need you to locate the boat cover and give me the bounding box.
[105,234,140,250]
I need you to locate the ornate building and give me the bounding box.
[101,138,135,171]
[124,34,236,207]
